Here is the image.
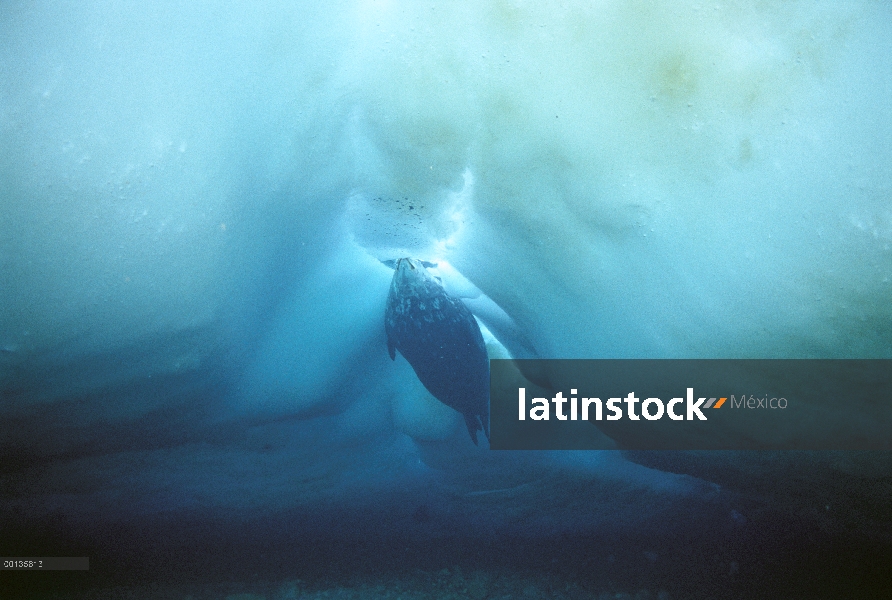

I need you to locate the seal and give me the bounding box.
[385,257,490,444]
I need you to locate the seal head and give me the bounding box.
[385,258,490,444]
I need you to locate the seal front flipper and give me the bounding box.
[386,335,396,361]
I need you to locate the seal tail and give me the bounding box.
[463,414,480,445]
[463,413,489,446]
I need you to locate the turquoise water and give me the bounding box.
[1,2,890,598]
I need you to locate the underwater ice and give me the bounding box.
[1,0,890,576]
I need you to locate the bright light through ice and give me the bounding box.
[432,167,474,260]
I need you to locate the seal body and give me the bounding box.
[385,258,490,444]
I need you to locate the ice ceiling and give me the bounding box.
[1,1,890,584]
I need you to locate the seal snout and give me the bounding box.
[395,257,415,271]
